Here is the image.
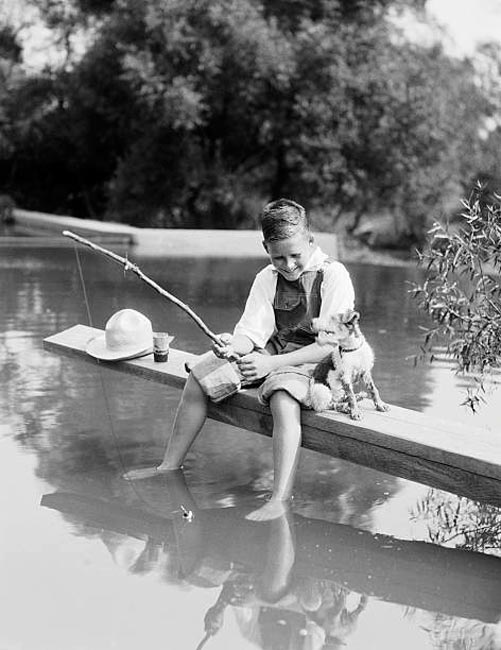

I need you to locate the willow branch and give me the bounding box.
[63,230,221,345]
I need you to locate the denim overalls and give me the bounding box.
[265,259,334,356]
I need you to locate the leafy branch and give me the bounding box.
[411,183,501,411]
[411,489,501,554]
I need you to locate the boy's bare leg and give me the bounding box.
[158,373,208,470]
[246,390,301,521]
[123,374,208,480]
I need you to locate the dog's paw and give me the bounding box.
[350,410,362,421]
[376,402,390,412]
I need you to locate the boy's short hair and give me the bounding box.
[259,198,309,242]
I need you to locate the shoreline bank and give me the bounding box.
[6,207,416,267]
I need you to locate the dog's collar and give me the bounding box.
[339,337,364,354]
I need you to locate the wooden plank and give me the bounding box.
[43,325,501,507]
[41,490,501,623]
[43,324,193,390]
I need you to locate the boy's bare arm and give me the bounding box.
[270,342,329,367]
[212,333,255,359]
[228,334,255,356]
[237,343,328,382]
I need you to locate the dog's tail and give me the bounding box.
[309,381,333,412]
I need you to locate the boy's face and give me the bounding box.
[263,230,314,281]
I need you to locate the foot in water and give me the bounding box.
[245,498,289,521]
[122,464,181,480]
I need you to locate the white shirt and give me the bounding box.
[233,247,355,348]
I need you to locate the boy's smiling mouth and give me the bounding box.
[279,267,302,280]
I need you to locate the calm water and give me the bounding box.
[1,243,500,650]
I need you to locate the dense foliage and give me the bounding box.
[1,0,500,240]
[412,183,501,410]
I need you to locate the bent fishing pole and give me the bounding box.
[62,230,222,345]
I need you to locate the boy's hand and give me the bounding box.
[213,333,237,359]
[237,352,276,381]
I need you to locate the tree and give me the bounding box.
[0,0,497,239]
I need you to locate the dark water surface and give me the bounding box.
[1,244,500,650]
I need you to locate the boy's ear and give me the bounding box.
[262,240,269,253]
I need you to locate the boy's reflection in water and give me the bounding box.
[102,470,367,650]
[200,572,367,650]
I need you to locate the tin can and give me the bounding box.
[153,332,170,362]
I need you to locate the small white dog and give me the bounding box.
[309,310,389,420]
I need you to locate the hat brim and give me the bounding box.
[86,334,153,361]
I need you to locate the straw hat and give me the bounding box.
[86,308,153,361]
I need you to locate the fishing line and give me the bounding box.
[74,245,94,328]
[73,243,152,507]
[73,242,198,530]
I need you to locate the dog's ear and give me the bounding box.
[349,310,360,325]
[341,310,360,327]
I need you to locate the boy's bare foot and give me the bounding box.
[245,498,288,521]
[122,464,181,481]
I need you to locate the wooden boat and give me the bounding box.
[43,324,501,508]
[41,489,501,623]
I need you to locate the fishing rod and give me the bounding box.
[62,230,222,345]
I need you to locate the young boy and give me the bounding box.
[129,199,355,520]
